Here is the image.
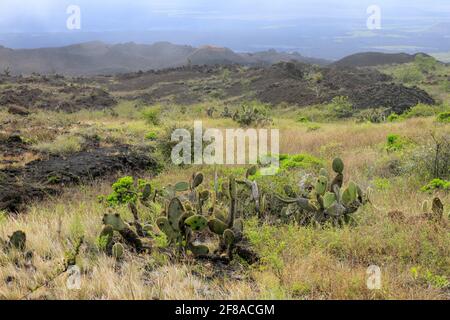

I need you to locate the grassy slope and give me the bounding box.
[0,108,448,299]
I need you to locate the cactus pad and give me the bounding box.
[9,230,26,250]
[315,176,328,195]
[175,181,190,192]
[208,218,228,235]
[323,192,337,209]
[332,157,344,174]
[184,215,208,231]
[103,214,127,232]
[112,243,124,259]
[189,244,210,256]
[167,198,185,231]
[192,172,204,189]
[223,229,235,247]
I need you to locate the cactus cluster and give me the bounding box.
[99,212,143,257]
[422,197,444,221]
[97,158,369,262]
[156,175,251,262]
[275,158,368,225]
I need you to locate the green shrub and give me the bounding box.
[414,54,437,73]
[394,65,424,83]
[296,116,309,123]
[441,80,450,93]
[373,177,391,191]
[232,102,272,127]
[420,178,450,192]
[402,104,443,119]
[145,131,158,140]
[142,106,161,125]
[387,113,400,122]
[436,112,450,123]
[329,96,353,119]
[102,176,152,206]
[107,176,136,205]
[279,153,324,171]
[386,134,407,152]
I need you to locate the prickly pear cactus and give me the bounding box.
[8,230,26,251]
[208,218,228,235]
[102,213,127,232]
[98,225,114,253]
[112,243,124,259]
[184,215,208,231]
[102,213,142,252]
[192,172,204,189]
[332,157,344,174]
[175,181,190,192]
[167,198,185,232]
[275,158,367,225]
[188,243,209,256]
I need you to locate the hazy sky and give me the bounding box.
[0,0,449,32]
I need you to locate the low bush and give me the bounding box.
[436,111,450,123]
[142,106,162,125]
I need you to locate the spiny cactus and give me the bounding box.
[236,167,264,218]
[422,197,444,221]
[184,215,208,231]
[98,225,114,254]
[8,230,26,251]
[102,213,143,252]
[112,243,124,259]
[156,197,210,256]
[275,158,367,225]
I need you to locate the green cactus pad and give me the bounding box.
[246,165,257,177]
[323,192,337,209]
[192,172,204,189]
[422,200,430,213]
[260,194,266,214]
[208,218,228,235]
[156,217,180,242]
[233,218,244,233]
[432,197,444,219]
[112,243,124,259]
[141,183,152,201]
[347,181,358,200]
[341,188,354,206]
[332,157,344,174]
[103,214,127,232]
[99,225,114,251]
[199,190,210,201]
[319,168,329,179]
[9,230,26,250]
[223,229,235,246]
[326,202,346,217]
[184,215,208,231]
[167,198,185,231]
[229,177,237,199]
[215,210,228,223]
[315,176,328,195]
[189,244,210,256]
[175,181,190,192]
[164,184,176,198]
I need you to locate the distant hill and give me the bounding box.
[332,52,432,67]
[0,41,329,76]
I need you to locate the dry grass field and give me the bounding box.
[0,104,448,299]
